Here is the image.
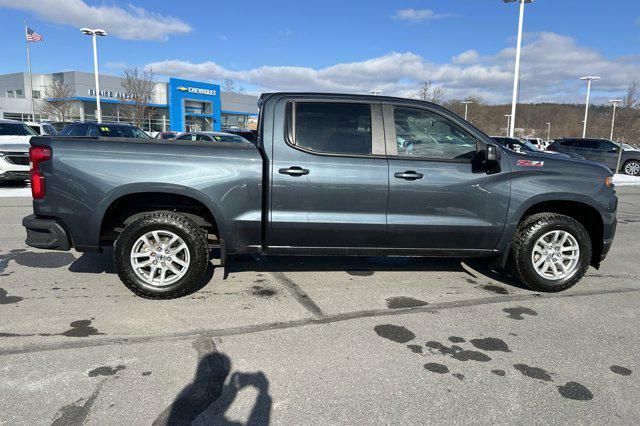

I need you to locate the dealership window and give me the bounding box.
[221,113,250,131]
[32,90,41,99]
[15,89,23,98]
[291,102,372,156]
[6,90,14,98]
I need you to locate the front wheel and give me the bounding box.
[114,211,209,299]
[623,160,640,176]
[509,213,592,292]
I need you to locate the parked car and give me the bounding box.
[0,119,37,183]
[175,131,251,144]
[25,122,58,136]
[492,136,570,158]
[548,138,640,176]
[60,122,151,138]
[23,93,617,299]
[525,137,548,150]
[226,129,258,144]
[155,131,178,140]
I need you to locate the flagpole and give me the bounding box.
[24,19,36,121]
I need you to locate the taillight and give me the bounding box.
[29,146,51,199]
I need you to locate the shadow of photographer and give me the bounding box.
[153,336,272,425]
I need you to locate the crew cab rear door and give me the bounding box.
[382,102,511,251]
[268,97,388,249]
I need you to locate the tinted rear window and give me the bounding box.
[294,102,372,155]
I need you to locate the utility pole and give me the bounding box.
[580,76,600,138]
[546,122,551,141]
[503,0,533,137]
[609,99,624,174]
[461,100,474,121]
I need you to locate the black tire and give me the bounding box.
[114,211,209,299]
[623,160,640,176]
[509,213,592,292]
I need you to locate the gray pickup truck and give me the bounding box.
[22,93,618,299]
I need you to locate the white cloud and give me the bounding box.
[146,32,640,104]
[452,50,480,65]
[392,8,452,23]
[0,0,191,41]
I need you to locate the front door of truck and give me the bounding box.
[269,99,389,248]
[383,104,511,251]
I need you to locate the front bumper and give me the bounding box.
[0,155,29,181]
[22,214,71,251]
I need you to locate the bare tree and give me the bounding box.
[411,80,447,104]
[615,81,640,145]
[120,67,157,128]
[222,78,244,94]
[39,79,74,122]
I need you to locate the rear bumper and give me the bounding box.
[22,214,71,251]
[0,171,29,181]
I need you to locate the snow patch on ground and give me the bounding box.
[0,186,31,197]
[613,174,640,186]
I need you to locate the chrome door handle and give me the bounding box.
[279,166,309,176]
[394,171,424,180]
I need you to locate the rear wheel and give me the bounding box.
[509,213,591,292]
[114,211,209,299]
[623,160,640,176]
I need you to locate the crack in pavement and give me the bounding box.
[0,286,639,357]
[269,271,325,318]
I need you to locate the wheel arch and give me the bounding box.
[96,183,225,245]
[497,194,605,268]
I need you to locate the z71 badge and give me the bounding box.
[517,159,544,167]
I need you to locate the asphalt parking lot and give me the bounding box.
[1,187,639,424]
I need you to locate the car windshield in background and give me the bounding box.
[493,137,538,153]
[98,125,150,138]
[209,133,249,144]
[0,123,38,136]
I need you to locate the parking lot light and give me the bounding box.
[609,99,624,174]
[503,0,533,138]
[546,122,551,141]
[80,28,108,123]
[580,76,600,138]
[461,100,474,120]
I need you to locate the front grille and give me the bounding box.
[2,152,29,166]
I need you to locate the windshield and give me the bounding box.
[98,125,150,138]
[0,122,38,136]
[492,137,539,153]
[208,133,249,144]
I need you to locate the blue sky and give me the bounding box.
[0,0,638,103]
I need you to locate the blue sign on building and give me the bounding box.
[168,78,222,132]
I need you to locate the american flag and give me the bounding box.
[26,27,44,43]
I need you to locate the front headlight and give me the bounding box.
[0,152,6,157]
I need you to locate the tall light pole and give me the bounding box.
[461,100,474,121]
[81,28,107,123]
[504,0,533,138]
[546,122,551,141]
[505,114,512,135]
[608,99,622,141]
[580,76,600,138]
[609,99,624,174]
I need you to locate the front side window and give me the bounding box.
[393,107,477,161]
[177,134,197,141]
[576,140,598,149]
[293,102,372,155]
[598,140,618,151]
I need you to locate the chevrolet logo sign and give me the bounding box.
[177,86,188,92]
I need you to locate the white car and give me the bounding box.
[25,121,58,136]
[0,120,36,183]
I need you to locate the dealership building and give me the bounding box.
[0,71,259,132]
